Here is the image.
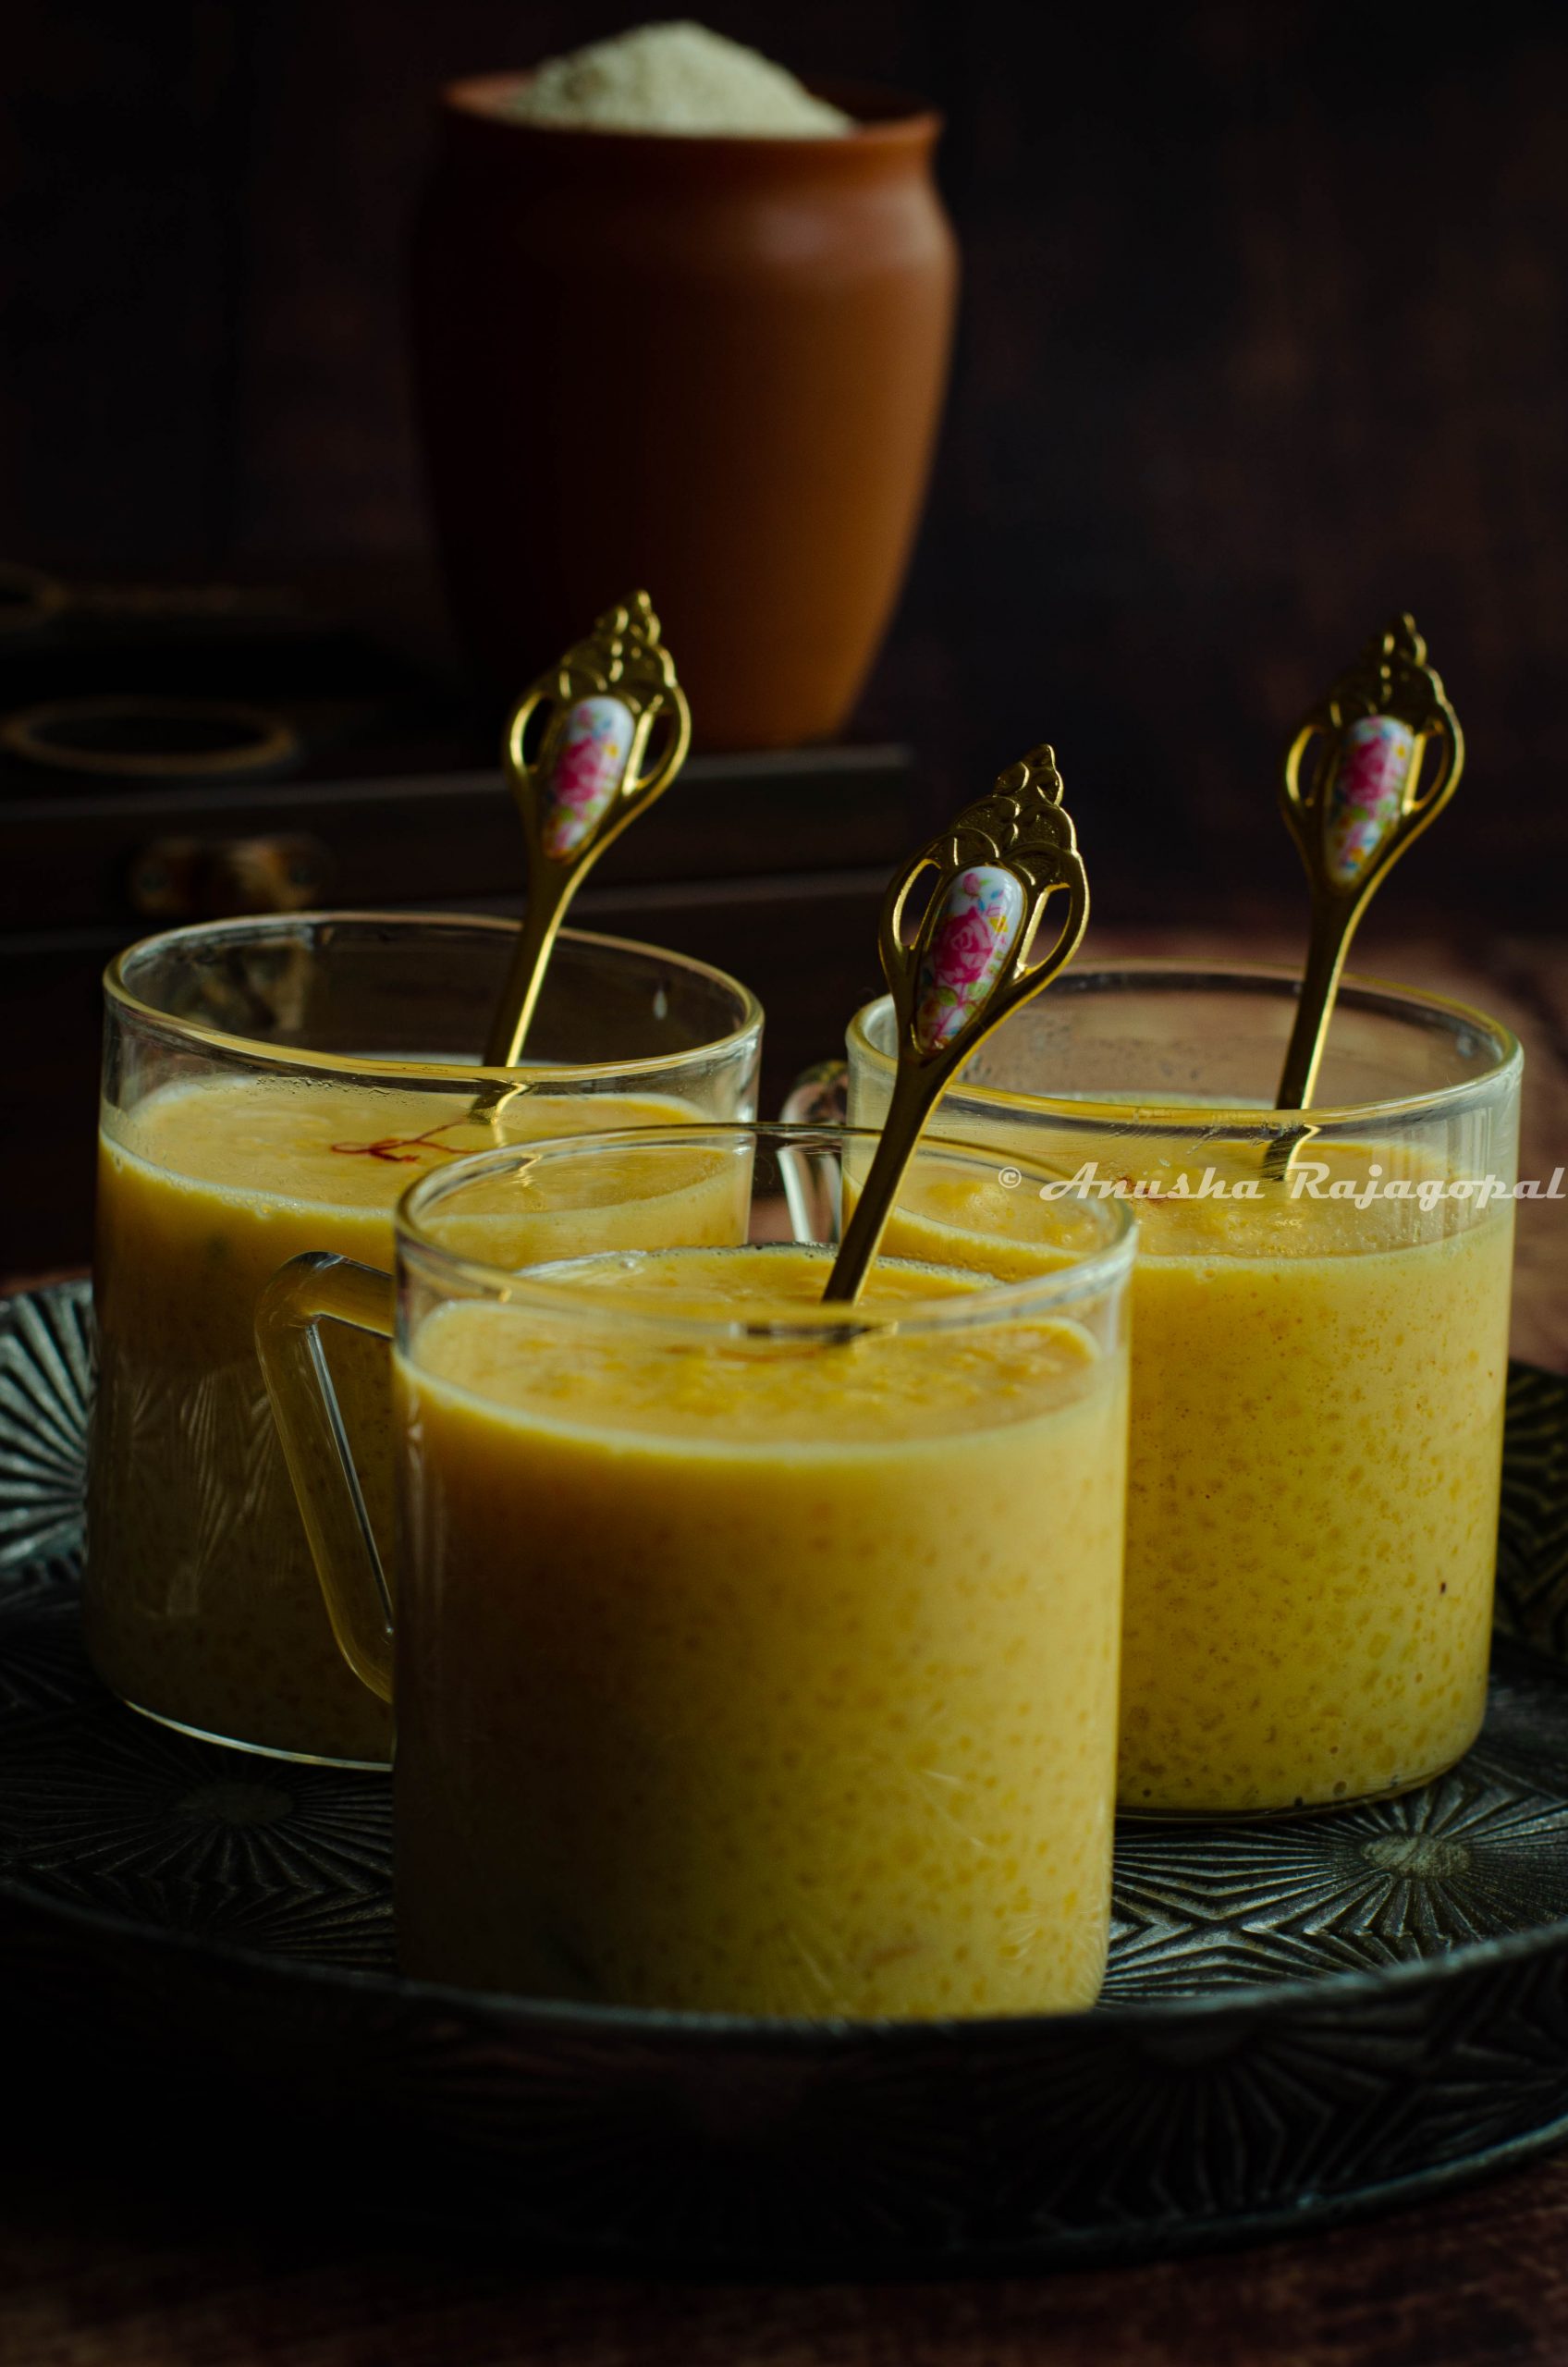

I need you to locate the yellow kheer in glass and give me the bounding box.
[257,1125,1133,2018]
[849,963,1522,1819]
[85,913,762,1767]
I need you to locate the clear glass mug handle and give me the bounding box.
[255,1251,398,1706]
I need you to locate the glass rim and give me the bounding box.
[394,1121,1136,1337]
[103,911,764,1088]
[847,958,1523,1132]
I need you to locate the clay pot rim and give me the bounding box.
[441,69,942,150]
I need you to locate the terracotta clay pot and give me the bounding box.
[410,78,958,751]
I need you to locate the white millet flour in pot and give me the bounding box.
[506,20,853,138]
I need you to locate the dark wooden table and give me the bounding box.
[5,2143,1568,2367]
[3,920,1565,2367]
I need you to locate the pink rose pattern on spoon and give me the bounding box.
[1325,713,1415,885]
[913,865,1025,1051]
[541,696,633,860]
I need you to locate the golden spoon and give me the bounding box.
[823,744,1089,1305]
[1274,612,1464,1114]
[483,590,691,1070]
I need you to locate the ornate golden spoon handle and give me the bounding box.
[823,744,1089,1306]
[481,591,691,1073]
[1274,612,1464,1114]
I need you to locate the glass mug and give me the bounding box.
[85,913,762,1768]
[849,963,1522,1820]
[256,1123,1134,2019]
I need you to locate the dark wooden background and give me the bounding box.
[5,0,1567,926]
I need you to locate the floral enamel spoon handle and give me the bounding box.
[822,744,1089,1306]
[1274,613,1464,1114]
[482,591,691,1070]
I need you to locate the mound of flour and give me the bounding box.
[507,20,852,138]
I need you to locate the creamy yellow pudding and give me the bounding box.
[885,1143,1513,1817]
[393,1243,1130,2018]
[1113,1165,1512,1816]
[87,1076,742,1762]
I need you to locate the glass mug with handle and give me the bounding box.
[86,912,762,1769]
[256,1122,1134,2019]
[849,961,1522,1820]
